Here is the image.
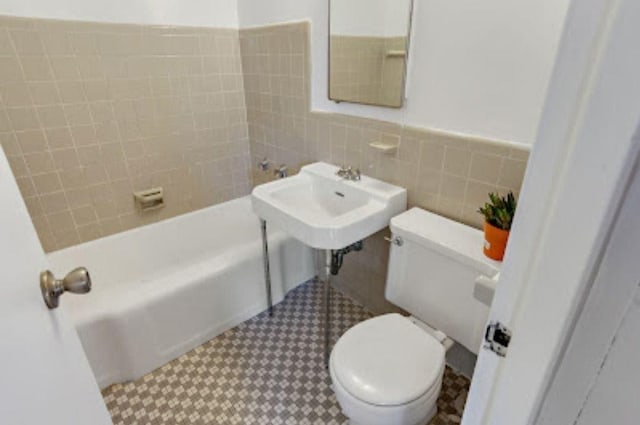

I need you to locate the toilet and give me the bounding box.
[330,208,501,425]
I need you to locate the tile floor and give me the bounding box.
[103,281,470,424]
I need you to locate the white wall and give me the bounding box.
[331,0,412,37]
[0,0,569,144]
[0,0,238,28]
[238,0,570,145]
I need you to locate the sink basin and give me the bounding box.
[251,162,407,249]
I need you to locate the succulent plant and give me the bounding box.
[477,192,517,231]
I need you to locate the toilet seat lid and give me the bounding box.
[331,313,445,406]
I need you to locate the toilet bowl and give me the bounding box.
[329,208,501,424]
[329,314,445,425]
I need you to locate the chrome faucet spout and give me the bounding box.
[336,165,361,181]
[274,165,288,179]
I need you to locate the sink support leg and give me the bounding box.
[323,249,332,368]
[260,219,274,317]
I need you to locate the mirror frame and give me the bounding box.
[327,0,414,108]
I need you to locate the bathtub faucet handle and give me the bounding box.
[40,267,92,309]
[258,158,270,171]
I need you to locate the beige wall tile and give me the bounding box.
[49,56,81,80]
[7,155,29,177]
[23,151,55,174]
[16,129,47,153]
[32,171,62,193]
[19,55,53,80]
[9,30,44,54]
[465,180,499,208]
[83,80,109,101]
[419,141,445,170]
[469,152,503,184]
[0,132,20,155]
[76,223,101,242]
[1,15,250,251]
[440,174,467,202]
[443,147,472,177]
[41,32,74,55]
[36,105,67,128]
[45,127,74,149]
[28,81,61,105]
[56,81,86,103]
[15,176,36,197]
[47,210,76,232]
[7,106,39,130]
[499,158,528,188]
[0,110,11,132]
[24,196,44,217]
[64,103,92,126]
[0,29,14,54]
[39,191,68,214]
[0,56,24,81]
[51,147,80,169]
[1,82,32,107]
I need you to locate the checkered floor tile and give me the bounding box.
[102,280,470,424]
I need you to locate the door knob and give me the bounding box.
[40,267,92,309]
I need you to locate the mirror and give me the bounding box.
[329,0,413,108]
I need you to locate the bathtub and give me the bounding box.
[47,196,315,389]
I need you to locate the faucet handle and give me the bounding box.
[336,165,361,180]
[258,158,270,171]
[336,165,348,177]
[273,164,288,178]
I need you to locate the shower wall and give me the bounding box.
[0,15,250,251]
[0,14,530,287]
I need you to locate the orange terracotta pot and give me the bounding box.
[483,221,510,261]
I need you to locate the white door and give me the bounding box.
[0,148,112,424]
[534,142,640,424]
[463,0,640,423]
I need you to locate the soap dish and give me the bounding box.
[134,187,165,212]
[369,142,399,155]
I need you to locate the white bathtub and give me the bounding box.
[47,196,315,389]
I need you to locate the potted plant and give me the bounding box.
[477,192,517,261]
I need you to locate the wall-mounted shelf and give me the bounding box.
[385,50,407,58]
[369,141,399,155]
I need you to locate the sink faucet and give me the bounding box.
[273,164,288,179]
[336,165,361,181]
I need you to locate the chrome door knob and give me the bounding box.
[40,267,92,309]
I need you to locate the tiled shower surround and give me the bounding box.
[0,15,250,251]
[1,17,529,276]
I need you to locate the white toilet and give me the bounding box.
[330,208,501,425]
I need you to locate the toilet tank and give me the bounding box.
[385,208,501,354]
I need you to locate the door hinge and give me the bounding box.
[484,321,511,357]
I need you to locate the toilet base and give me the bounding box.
[331,365,442,425]
[347,403,437,425]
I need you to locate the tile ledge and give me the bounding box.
[409,125,532,154]
[239,20,310,32]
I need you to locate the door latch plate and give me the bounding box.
[484,321,511,357]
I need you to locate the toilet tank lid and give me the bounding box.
[390,208,501,277]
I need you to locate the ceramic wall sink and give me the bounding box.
[251,162,407,249]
